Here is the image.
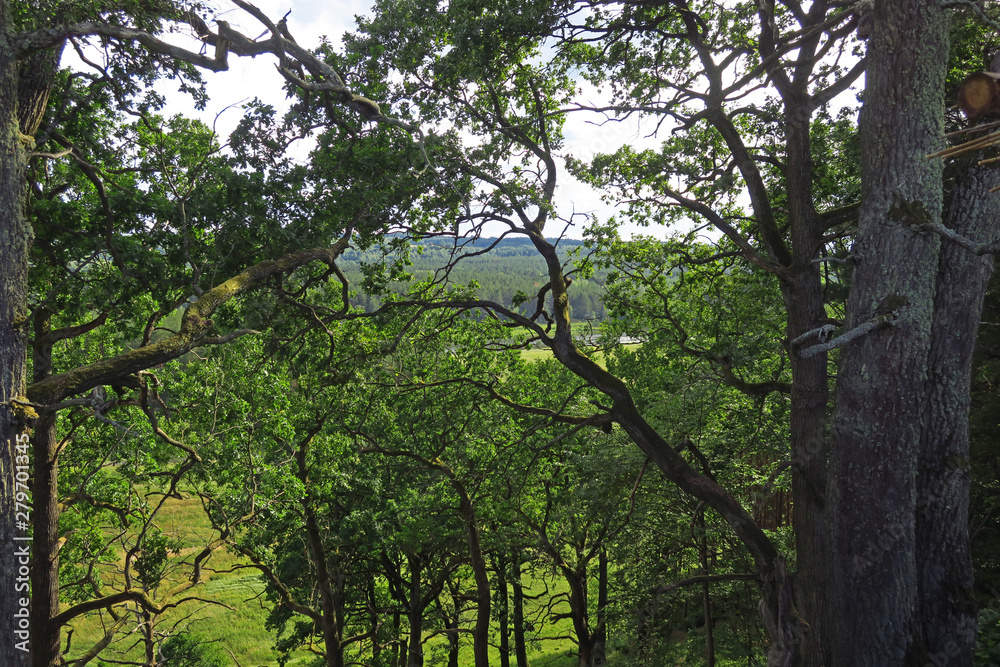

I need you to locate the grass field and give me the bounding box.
[60,494,584,667]
[521,342,640,366]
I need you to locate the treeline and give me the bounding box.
[339,238,609,320]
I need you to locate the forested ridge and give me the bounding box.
[3,1,1000,666]
[341,237,610,320]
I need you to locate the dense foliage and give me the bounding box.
[3,0,1000,666]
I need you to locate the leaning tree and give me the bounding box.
[335,0,1000,662]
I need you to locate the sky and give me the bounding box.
[64,1,862,243]
[129,0,659,240]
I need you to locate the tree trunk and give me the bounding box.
[444,588,461,667]
[696,513,715,667]
[297,442,345,667]
[413,458,493,666]
[593,549,608,667]
[496,556,511,667]
[369,579,382,666]
[0,21,32,666]
[454,483,490,667]
[511,553,529,667]
[782,98,834,667]
[565,567,592,667]
[407,553,424,667]
[29,412,58,667]
[393,612,405,667]
[141,610,155,667]
[916,151,999,660]
[829,0,948,663]
[30,311,62,667]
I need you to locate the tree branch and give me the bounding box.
[27,238,350,405]
[920,221,1000,255]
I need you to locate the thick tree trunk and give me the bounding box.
[916,153,999,661]
[0,26,32,667]
[782,96,834,667]
[29,413,58,667]
[829,0,948,663]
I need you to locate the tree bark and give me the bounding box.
[696,512,715,667]
[511,553,529,667]
[29,310,62,667]
[496,556,511,667]
[564,567,593,667]
[443,582,461,667]
[29,412,58,667]
[916,153,999,661]
[0,16,32,665]
[453,480,490,667]
[297,438,346,667]
[406,553,424,667]
[593,549,608,667]
[829,0,948,663]
[781,97,834,667]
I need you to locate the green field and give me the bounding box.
[61,494,584,667]
[521,342,640,366]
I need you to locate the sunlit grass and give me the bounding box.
[521,342,640,368]
[58,494,594,666]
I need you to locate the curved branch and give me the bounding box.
[27,237,351,405]
[660,186,787,277]
[14,21,232,70]
[51,589,227,627]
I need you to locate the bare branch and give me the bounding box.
[798,297,907,358]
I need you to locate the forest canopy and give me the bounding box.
[2,1,1000,666]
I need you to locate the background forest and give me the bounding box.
[4,0,1000,666]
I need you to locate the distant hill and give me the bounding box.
[339,237,607,320]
